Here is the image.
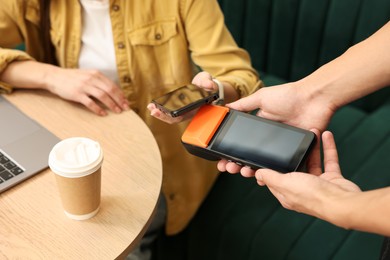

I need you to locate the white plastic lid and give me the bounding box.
[48,137,103,178]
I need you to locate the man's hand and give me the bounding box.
[218,83,336,175]
[254,131,361,218]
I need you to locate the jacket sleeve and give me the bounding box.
[0,4,35,93]
[181,0,262,97]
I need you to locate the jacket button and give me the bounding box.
[118,42,125,49]
[112,5,120,11]
[123,76,131,83]
[155,33,162,40]
[178,93,186,100]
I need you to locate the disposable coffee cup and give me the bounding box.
[48,137,103,220]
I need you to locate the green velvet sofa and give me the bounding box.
[154,0,390,259]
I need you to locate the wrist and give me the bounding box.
[42,64,61,92]
[212,78,224,105]
[319,186,360,230]
[212,79,240,104]
[295,78,340,115]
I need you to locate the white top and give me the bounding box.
[78,0,119,85]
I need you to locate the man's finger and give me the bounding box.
[226,90,262,112]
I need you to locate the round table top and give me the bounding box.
[0,90,162,259]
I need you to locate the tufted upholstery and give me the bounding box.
[154,0,390,259]
[219,0,390,112]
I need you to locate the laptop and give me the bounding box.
[0,95,60,193]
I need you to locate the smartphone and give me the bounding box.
[182,105,316,173]
[152,84,219,117]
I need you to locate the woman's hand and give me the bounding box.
[146,102,186,124]
[1,61,130,116]
[46,67,130,116]
[147,71,219,124]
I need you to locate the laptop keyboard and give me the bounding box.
[0,151,24,184]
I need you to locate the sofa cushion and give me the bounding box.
[220,0,390,112]
[219,0,390,82]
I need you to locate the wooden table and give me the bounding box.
[0,90,163,259]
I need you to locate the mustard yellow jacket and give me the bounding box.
[0,0,261,234]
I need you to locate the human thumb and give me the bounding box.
[255,168,278,186]
[227,90,262,112]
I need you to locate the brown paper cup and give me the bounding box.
[49,137,103,220]
[55,168,101,220]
